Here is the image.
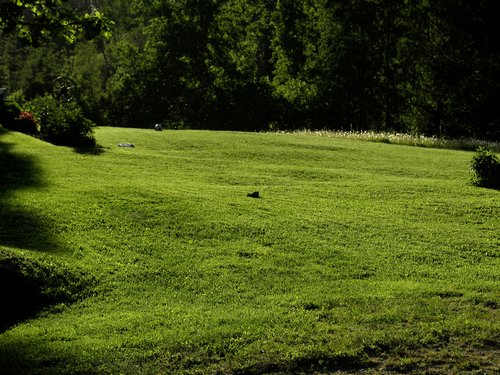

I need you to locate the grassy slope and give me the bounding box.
[0,127,498,374]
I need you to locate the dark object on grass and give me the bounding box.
[470,147,500,189]
[247,191,260,198]
[118,143,135,148]
[154,123,163,131]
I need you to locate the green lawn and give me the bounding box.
[0,127,498,374]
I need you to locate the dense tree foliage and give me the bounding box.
[1,0,499,139]
[0,0,112,45]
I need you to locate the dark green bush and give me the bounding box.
[28,95,96,147]
[470,147,500,189]
[16,111,39,135]
[0,100,21,129]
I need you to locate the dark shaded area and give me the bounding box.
[0,128,61,251]
[0,130,39,188]
[0,326,99,375]
[233,352,377,375]
[0,205,62,251]
[72,145,106,155]
[0,128,87,332]
[0,250,95,333]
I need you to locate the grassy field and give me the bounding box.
[0,126,498,374]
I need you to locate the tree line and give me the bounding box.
[1,0,499,140]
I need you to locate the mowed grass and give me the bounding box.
[0,127,498,374]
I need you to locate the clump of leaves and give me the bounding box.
[470,147,500,189]
[28,95,96,147]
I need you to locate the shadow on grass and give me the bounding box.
[0,205,62,252]
[0,332,100,375]
[232,352,378,375]
[0,128,83,332]
[72,145,106,155]
[0,129,61,252]
[0,250,95,334]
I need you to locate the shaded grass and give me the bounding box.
[0,249,96,333]
[0,127,498,374]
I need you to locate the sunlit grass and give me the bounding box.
[0,127,498,374]
[285,129,500,152]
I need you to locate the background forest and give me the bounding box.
[1,0,499,140]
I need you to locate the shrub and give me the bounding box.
[0,100,21,130]
[17,111,39,135]
[470,147,500,189]
[28,95,96,147]
[0,94,38,135]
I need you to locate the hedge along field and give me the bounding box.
[0,127,498,374]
